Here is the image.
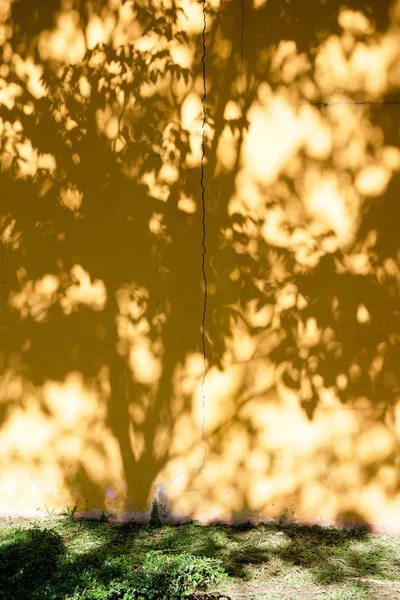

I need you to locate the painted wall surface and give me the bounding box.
[1,0,400,532]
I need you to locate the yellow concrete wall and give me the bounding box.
[1,0,400,532]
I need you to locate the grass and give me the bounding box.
[0,516,399,599]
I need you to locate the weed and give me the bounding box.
[60,505,77,520]
[36,505,57,519]
[99,510,108,523]
[127,551,229,599]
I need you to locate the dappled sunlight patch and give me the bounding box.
[300,105,332,160]
[77,74,91,98]
[10,266,108,321]
[376,465,398,496]
[229,171,264,218]
[156,439,206,496]
[0,462,69,514]
[245,359,276,398]
[338,9,373,35]
[0,368,24,403]
[38,10,86,64]
[177,0,205,35]
[96,104,120,139]
[244,300,273,329]
[247,449,270,475]
[350,36,400,96]
[115,282,164,386]
[149,211,170,239]
[12,55,46,99]
[80,438,122,488]
[243,99,303,185]
[43,372,105,427]
[235,72,390,265]
[158,161,180,185]
[0,403,54,454]
[216,122,240,173]
[0,216,21,249]
[314,15,400,98]
[252,395,314,451]
[179,386,400,524]
[230,323,256,362]
[116,283,148,321]
[275,283,297,312]
[37,152,56,173]
[0,367,126,514]
[298,482,332,521]
[0,81,22,110]
[153,423,171,460]
[170,39,193,69]
[260,206,297,248]
[315,36,354,95]
[9,273,59,322]
[178,352,204,397]
[61,265,107,314]
[199,364,243,433]
[378,145,400,170]
[60,187,82,212]
[181,92,210,168]
[274,43,310,86]
[129,423,146,462]
[140,169,171,202]
[224,100,241,122]
[336,374,349,392]
[333,133,367,172]
[356,304,370,324]
[15,138,38,178]
[169,412,197,455]
[341,252,372,276]
[38,10,86,63]
[177,193,196,214]
[355,164,391,197]
[215,101,242,173]
[375,256,400,286]
[297,317,322,348]
[86,13,113,49]
[219,422,251,461]
[303,169,359,247]
[129,338,162,385]
[357,423,394,465]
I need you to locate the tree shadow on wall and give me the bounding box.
[0,0,400,524]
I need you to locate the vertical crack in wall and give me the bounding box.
[240,0,245,137]
[240,0,244,97]
[199,0,208,472]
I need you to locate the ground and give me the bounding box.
[1,516,399,599]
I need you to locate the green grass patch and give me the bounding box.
[0,518,399,599]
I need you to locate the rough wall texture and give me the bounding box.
[1,0,400,534]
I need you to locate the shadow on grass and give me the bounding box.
[164,521,375,583]
[0,519,227,599]
[0,518,398,599]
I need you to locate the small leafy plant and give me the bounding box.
[99,510,108,523]
[129,550,229,599]
[36,505,56,519]
[59,505,77,520]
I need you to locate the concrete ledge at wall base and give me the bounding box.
[198,516,400,537]
[75,509,193,525]
[1,507,399,536]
